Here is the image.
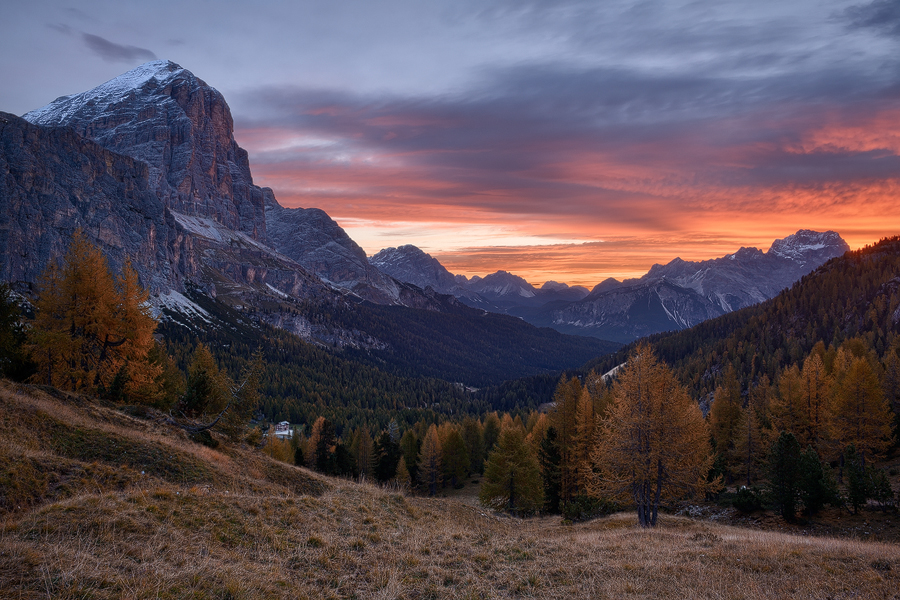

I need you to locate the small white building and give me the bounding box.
[274,421,293,440]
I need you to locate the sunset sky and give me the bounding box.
[2,1,899,287]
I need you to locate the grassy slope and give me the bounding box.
[1,382,898,599]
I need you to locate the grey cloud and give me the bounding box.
[237,56,899,210]
[845,0,900,36]
[82,33,156,62]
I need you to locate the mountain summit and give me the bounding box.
[25,60,267,241]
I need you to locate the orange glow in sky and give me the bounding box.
[237,91,900,289]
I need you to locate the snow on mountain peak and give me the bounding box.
[24,60,193,126]
[768,230,847,260]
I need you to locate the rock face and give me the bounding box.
[0,111,174,291]
[24,60,267,242]
[265,196,404,303]
[546,230,850,342]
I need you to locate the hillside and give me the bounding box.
[157,290,615,433]
[1,381,898,599]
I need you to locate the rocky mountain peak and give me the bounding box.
[767,229,848,264]
[24,60,266,242]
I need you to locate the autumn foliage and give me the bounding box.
[27,231,162,402]
[588,344,718,527]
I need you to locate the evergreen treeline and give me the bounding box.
[249,294,619,388]
[159,294,489,436]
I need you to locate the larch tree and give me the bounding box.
[482,412,501,455]
[551,375,583,505]
[441,426,470,488]
[28,231,159,395]
[351,426,376,479]
[479,421,544,515]
[799,353,831,453]
[828,356,893,463]
[110,258,162,403]
[419,424,443,496]
[709,366,742,476]
[771,365,809,446]
[573,388,597,493]
[588,344,718,528]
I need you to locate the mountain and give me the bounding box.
[265,198,406,304]
[370,232,848,344]
[371,246,589,312]
[585,235,900,403]
[546,230,849,342]
[2,60,616,388]
[24,60,266,242]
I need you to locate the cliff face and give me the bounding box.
[24,60,266,243]
[0,111,178,291]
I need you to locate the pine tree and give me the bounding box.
[461,416,485,474]
[767,431,802,521]
[419,424,442,496]
[588,344,717,528]
[709,366,742,476]
[480,422,544,515]
[373,431,402,482]
[797,445,837,516]
[730,402,766,487]
[0,283,31,380]
[844,444,870,514]
[399,428,420,483]
[180,344,230,417]
[538,426,562,513]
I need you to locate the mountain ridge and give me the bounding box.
[370,230,849,343]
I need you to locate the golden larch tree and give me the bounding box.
[771,365,809,445]
[588,344,718,528]
[828,356,893,462]
[799,352,831,453]
[419,424,443,496]
[28,231,158,396]
[550,375,582,505]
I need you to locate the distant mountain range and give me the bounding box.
[371,230,849,343]
[0,60,614,387]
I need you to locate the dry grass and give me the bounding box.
[1,381,899,599]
